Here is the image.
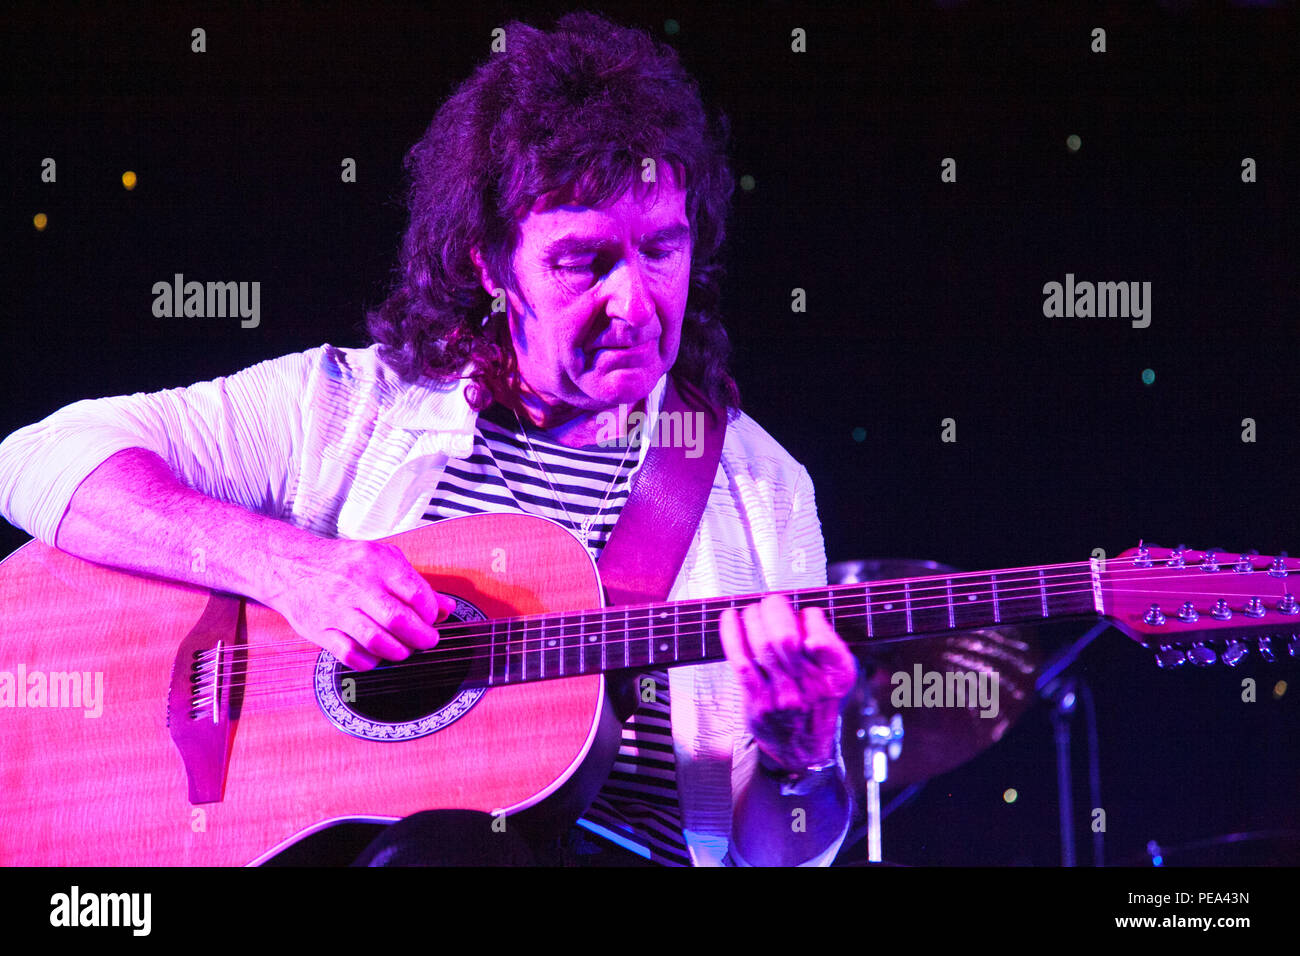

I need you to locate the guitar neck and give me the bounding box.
[478,560,1101,686]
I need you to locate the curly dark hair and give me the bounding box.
[365,10,739,412]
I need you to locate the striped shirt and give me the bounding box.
[421,403,690,865]
[0,343,846,865]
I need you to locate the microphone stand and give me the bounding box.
[1036,619,1110,867]
[856,688,903,863]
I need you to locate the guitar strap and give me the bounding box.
[596,374,727,608]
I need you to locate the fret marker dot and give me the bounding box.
[548,639,557,647]
[659,642,669,652]
[884,603,894,610]
[588,636,597,642]
[660,611,668,619]
[967,594,977,601]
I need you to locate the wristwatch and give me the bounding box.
[756,731,845,797]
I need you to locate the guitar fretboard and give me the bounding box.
[478,564,1099,685]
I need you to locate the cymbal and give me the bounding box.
[829,558,1044,793]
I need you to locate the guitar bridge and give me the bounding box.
[166,592,246,804]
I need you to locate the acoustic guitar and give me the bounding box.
[0,511,1293,864]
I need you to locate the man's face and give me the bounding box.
[478,164,693,417]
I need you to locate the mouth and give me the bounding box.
[590,338,654,356]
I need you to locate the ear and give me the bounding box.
[469,246,501,298]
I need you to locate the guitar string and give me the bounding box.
[191,560,1292,680]
[192,574,1298,711]
[191,555,1144,664]
[191,576,1107,703]
[196,560,1109,669]
[187,567,1295,703]
[192,581,1295,711]
[193,555,1287,667]
[189,567,1111,699]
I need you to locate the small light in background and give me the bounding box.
[664,19,680,36]
[1146,839,1164,867]
[33,213,48,231]
[1067,134,1082,152]
[739,174,756,192]
[122,170,137,190]
[1142,368,1155,386]
[1003,788,1018,804]
[1274,680,1287,699]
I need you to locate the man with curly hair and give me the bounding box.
[0,12,855,866]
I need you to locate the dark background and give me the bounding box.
[2,0,1296,865]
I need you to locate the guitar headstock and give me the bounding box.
[1102,543,1300,668]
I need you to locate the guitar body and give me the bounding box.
[0,513,612,866]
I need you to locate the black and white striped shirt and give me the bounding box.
[422,402,691,866]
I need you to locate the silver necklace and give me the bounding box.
[513,408,637,561]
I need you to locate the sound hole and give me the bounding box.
[313,596,489,741]
[335,643,471,723]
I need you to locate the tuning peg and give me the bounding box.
[1268,552,1289,578]
[1221,641,1249,667]
[1201,550,1220,572]
[1133,544,1153,568]
[1167,547,1186,569]
[1234,554,1254,573]
[1211,600,1233,621]
[1257,635,1276,662]
[1187,643,1217,667]
[1244,597,1266,619]
[1278,594,1298,615]
[1177,602,1200,623]
[1289,634,1300,658]
[1143,604,1167,626]
[1154,645,1186,669]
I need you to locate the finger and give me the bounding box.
[758,594,809,676]
[387,565,455,626]
[367,593,441,651]
[339,608,414,662]
[744,601,802,712]
[718,607,765,700]
[317,628,383,671]
[801,606,858,697]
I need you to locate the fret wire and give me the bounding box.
[576,610,584,675]
[946,578,955,629]
[488,618,497,686]
[700,599,707,658]
[534,617,541,680]
[673,602,679,663]
[519,618,526,682]
[623,607,630,669]
[1039,569,1048,617]
[904,580,913,633]
[992,573,1001,624]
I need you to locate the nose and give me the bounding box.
[600,255,656,330]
